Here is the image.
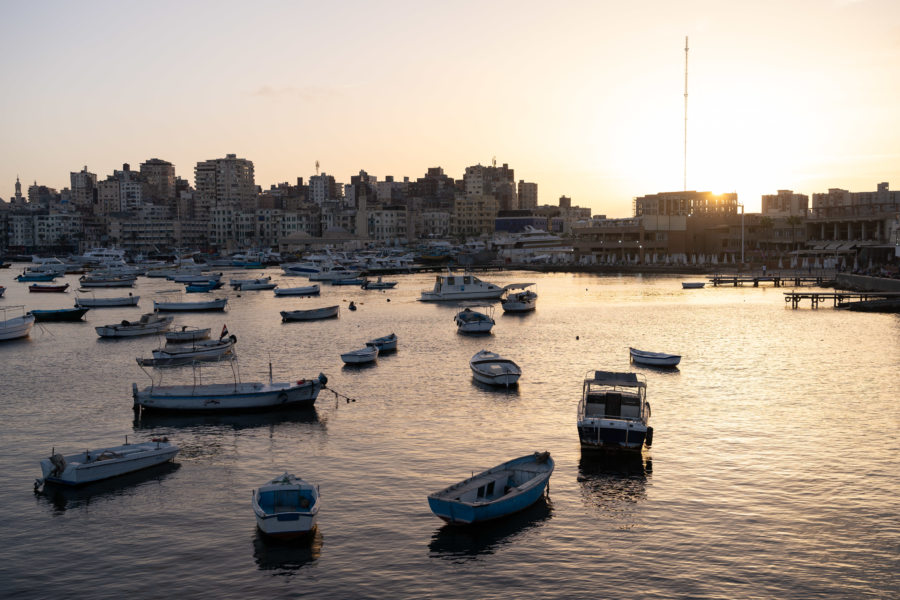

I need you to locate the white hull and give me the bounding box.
[0,313,35,341]
[165,327,211,342]
[501,299,536,312]
[366,334,397,351]
[75,295,140,307]
[341,348,377,364]
[252,473,320,538]
[274,285,320,296]
[39,441,179,486]
[132,377,324,412]
[171,273,222,283]
[280,306,340,321]
[79,279,135,288]
[308,270,361,282]
[629,347,681,367]
[154,298,227,311]
[151,337,235,360]
[470,351,522,386]
[421,289,504,301]
[96,314,173,337]
[457,321,494,333]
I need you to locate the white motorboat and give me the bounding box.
[577,370,652,452]
[96,313,173,337]
[308,265,360,282]
[274,284,320,297]
[629,347,681,367]
[0,306,35,341]
[340,346,378,364]
[252,473,320,538]
[427,451,554,525]
[75,293,140,307]
[500,283,538,312]
[170,272,223,284]
[139,335,237,366]
[70,247,127,265]
[281,262,322,275]
[132,371,327,413]
[361,277,397,290]
[454,304,495,334]
[420,269,504,302]
[36,438,179,487]
[280,305,340,321]
[366,333,397,352]
[469,350,522,386]
[682,281,705,289]
[230,275,272,289]
[153,297,227,312]
[78,274,136,288]
[165,326,211,342]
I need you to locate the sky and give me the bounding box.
[2,0,899,216]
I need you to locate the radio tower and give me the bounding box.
[683,36,689,192]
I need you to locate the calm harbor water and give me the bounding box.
[1,268,898,599]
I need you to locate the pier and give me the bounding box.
[710,273,835,287]
[783,290,900,309]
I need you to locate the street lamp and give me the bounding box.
[738,202,745,265]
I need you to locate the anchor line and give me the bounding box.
[322,385,357,407]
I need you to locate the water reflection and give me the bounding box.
[470,378,521,396]
[35,462,180,514]
[132,407,323,433]
[252,527,323,574]
[577,453,650,530]
[428,496,553,561]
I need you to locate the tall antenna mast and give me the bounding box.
[683,36,689,192]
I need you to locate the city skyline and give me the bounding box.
[2,0,899,215]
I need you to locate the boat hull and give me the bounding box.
[366,334,397,351]
[421,290,503,302]
[577,420,649,452]
[0,314,35,340]
[154,299,227,311]
[280,306,339,321]
[341,349,377,364]
[39,441,179,486]
[75,295,139,307]
[274,285,320,296]
[96,315,173,337]
[165,328,211,342]
[252,475,320,538]
[132,378,324,413]
[629,348,681,367]
[29,308,89,322]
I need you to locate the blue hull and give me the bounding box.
[428,479,549,524]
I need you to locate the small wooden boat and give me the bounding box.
[469,350,522,386]
[75,293,139,307]
[29,283,70,293]
[341,346,377,364]
[629,347,681,367]
[682,282,705,289]
[274,284,320,297]
[427,452,554,525]
[501,283,537,312]
[0,306,35,341]
[132,372,327,413]
[236,280,277,291]
[454,304,495,334]
[16,272,57,282]
[36,438,179,487]
[185,281,223,293]
[366,333,397,352]
[230,276,272,290]
[361,277,397,290]
[252,473,320,538]
[330,278,365,286]
[171,272,222,284]
[153,297,227,312]
[96,313,173,337]
[139,335,237,366]
[79,274,136,288]
[280,305,340,322]
[165,326,211,342]
[29,307,90,322]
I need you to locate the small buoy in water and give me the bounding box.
[576,335,580,340]
[386,298,390,302]
[349,301,357,311]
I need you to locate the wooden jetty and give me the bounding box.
[710,273,835,287]
[783,290,900,309]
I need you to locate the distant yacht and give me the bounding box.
[420,269,505,302]
[71,247,127,264]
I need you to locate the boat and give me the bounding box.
[836,297,900,313]
[420,269,505,301]
[682,281,705,289]
[132,369,328,413]
[427,451,554,525]
[36,438,179,487]
[29,307,90,322]
[16,272,57,282]
[308,265,361,282]
[500,283,537,312]
[96,312,174,337]
[0,306,35,341]
[280,305,340,322]
[139,335,237,366]
[340,346,378,364]
[170,272,223,284]
[165,326,211,342]
[329,278,365,286]
[75,293,139,307]
[185,281,224,293]
[361,277,398,290]
[78,274,135,288]
[577,370,652,452]
[153,297,227,312]
[234,279,277,291]
[454,304,495,334]
[469,350,522,386]
[252,473,320,538]
[28,283,70,293]
[230,275,271,289]
[366,333,397,352]
[629,347,681,367]
[281,262,321,275]
[70,247,127,265]
[273,284,320,297]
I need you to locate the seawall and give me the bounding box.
[835,274,900,292]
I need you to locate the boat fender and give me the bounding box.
[317,373,328,386]
[229,334,237,343]
[645,426,654,447]
[297,379,305,385]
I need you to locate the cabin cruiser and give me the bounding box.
[420,269,504,301]
[577,370,652,452]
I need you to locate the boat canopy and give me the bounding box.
[585,370,645,388]
[502,283,535,291]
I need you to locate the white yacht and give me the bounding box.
[420,269,504,302]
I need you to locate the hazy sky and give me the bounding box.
[2,0,898,215]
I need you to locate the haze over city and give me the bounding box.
[2,0,899,215]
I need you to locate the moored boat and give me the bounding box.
[427,451,554,525]
[500,283,537,312]
[165,326,211,342]
[340,346,377,364]
[96,313,173,337]
[78,274,136,288]
[274,284,320,297]
[365,333,397,352]
[454,304,495,334]
[682,281,705,289]
[75,293,139,307]
[16,272,57,282]
[420,269,504,302]
[469,350,522,386]
[185,281,224,293]
[361,277,397,290]
[29,283,70,293]
[36,438,179,487]
[29,307,90,322]
[577,370,652,452]
[280,305,340,322]
[0,306,35,341]
[252,473,320,538]
[138,335,237,366]
[153,297,227,312]
[629,347,681,367]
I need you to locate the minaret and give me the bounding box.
[14,176,22,202]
